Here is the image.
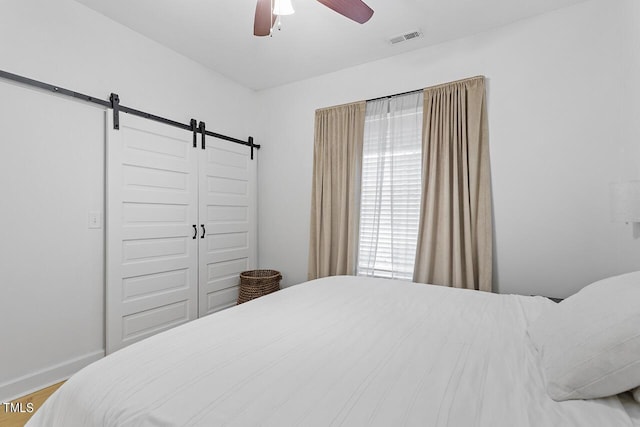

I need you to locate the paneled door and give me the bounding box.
[106,113,199,354]
[198,138,257,316]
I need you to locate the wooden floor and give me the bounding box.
[0,382,64,427]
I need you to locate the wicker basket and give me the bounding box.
[237,269,282,304]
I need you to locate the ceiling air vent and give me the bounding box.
[389,30,423,45]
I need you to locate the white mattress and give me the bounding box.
[28,276,639,426]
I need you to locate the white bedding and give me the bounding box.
[28,276,639,426]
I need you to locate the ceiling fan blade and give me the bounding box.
[254,0,276,36]
[316,0,374,24]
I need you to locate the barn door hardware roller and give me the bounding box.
[191,119,198,148]
[110,93,120,130]
[199,121,206,150]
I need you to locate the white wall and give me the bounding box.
[256,0,640,297]
[0,0,257,401]
[0,82,106,402]
[615,0,640,268]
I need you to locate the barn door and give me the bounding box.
[106,113,199,354]
[198,137,257,316]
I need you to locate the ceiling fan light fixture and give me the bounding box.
[273,0,295,16]
[254,0,373,37]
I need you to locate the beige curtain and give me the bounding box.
[413,77,493,291]
[308,102,366,280]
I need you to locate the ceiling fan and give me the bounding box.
[254,0,374,37]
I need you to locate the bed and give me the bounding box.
[27,275,640,426]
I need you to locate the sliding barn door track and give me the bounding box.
[0,69,261,159]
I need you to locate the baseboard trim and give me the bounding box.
[0,350,104,402]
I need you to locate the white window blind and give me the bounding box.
[357,91,424,280]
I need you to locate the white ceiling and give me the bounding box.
[74,0,586,91]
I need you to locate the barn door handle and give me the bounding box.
[201,224,206,239]
[192,225,197,239]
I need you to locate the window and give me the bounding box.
[357,92,424,280]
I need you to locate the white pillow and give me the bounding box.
[528,271,640,401]
[633,386,640,403]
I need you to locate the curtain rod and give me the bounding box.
[366,89,422,103]
[366,75,486,103]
